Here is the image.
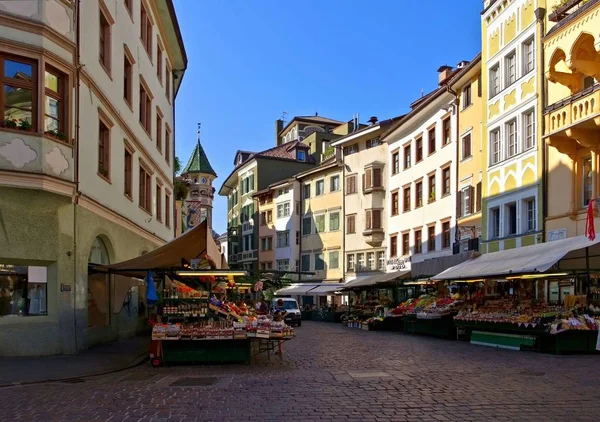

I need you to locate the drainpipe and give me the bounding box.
[71,0,82,352]
[536,7,547,242]
[444,84,460,251]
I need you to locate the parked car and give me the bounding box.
[271,297,302,327]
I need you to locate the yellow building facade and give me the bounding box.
[481,0,546,253]
[297,158,345,283]
[544,0,600,240]
[451,55,484,251]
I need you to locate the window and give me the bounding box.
[404,145,411,169]
[1,56,36,131]
[301,254,311,271]
[365,209,381,230]
[364,167,382,190]
[490,207,500,238]
[505,51,516,87]
[403,186,411,212]
[276,231,290,248]
[315,214,325,233]
[378,251,386,270]
[428,127,436,154]
[277,260,290,272]
[523,109,535,150]
[44,68,66,136]
[390,235,398,257]
[416,181,423,207]
[139,164,152,213]
[476,181,482,212]
[156,40,163,82]
[260,212,267,226]
[346,175,357,194]
[458,186,474,217]
[442,222,451,248]
[276,202,290,218]
[428,174,436,203]
[315,253,325,271]
[156,110,162,153]
[343,144,358,156]
[584,76,595,89]
[98,119,110,179]
[329,251,339,269]
[302,216,312,235]
[260,237,272,251]
[166,63,171,101]
[140,3,152,57]
[490,129,501,165]
[123,54,133,106]
[392,151,400,174]
[523,38,535,74]
[428,225,436,252]
[462,133,472,160]
[124,147,132,198]
[99,7,111,72]
[525,198,536,232]
[302,184,311,199]
[139,81,152,133]
[357,253,365,271]
[402,233,409,256]
[125,0,133,15]
[462,84,472,110]
[506,120,518,158]
[505,202,517,236]
[346,215,356,234]
[316,179,325,196]
[367,252,375,270]
[583,157,593,206]
[366,137,381,148]
[165,125,171,165]
[414,230,422,254]
[0,265,48,317]
[156,183,162,222]
[443,118,451,145]
[490,64,500,97]
[347,254,355,271]
[297,150,306,161]
[165,192,171,228]
[330,175,340,192]
[391,191,399,216]
[442,167,451,196]
[329,211,340,231]
[416,137,423,162]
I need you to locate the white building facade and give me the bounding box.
[272,180,301,275]
[385,88,458,267]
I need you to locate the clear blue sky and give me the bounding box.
[172,0,483,235]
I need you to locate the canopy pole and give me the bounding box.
[586,246,591,296]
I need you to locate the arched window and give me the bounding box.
[88,237,110,328]
[88,237,110,265]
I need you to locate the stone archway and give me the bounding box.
[87,237,111,329]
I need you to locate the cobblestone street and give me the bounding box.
[2,322,600,422]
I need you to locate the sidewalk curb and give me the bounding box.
[0,352,148,389]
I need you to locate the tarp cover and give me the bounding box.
[275,284,321,296]
[308,283,345,294]
[99,221,227,276]
[433,235,600,281]
[342,270,410,290]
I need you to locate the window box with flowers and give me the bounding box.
[44,129,68,142]
[98,165,109,179]
[2,118,33,132]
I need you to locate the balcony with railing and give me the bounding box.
[0,0,75,42]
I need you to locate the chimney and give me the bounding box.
[457,60,470,69]
[437,65,454,85]
[275,119,284,145]
[368,116,378,125]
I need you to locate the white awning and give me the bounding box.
[433,235,600,281]
[275,284,321,296]
[308,284,345,295]
[342,270,411,290]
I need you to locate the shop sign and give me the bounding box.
[386,258,410,272]
[60,284,71,292]
[548,228,567,242]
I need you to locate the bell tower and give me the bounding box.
[181,124,217,231]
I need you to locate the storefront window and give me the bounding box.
[0,264,47,317]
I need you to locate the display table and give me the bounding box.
[541,330,599,355]
[404,313,456,338]
[382,316,404,332]
[156,338,251,365]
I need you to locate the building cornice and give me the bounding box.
[0,170,74,197]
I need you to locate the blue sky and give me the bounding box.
[172,0,483,235]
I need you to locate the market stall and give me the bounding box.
[90,221,297,365]
[433,235,600,353]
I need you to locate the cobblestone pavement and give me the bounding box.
[2,322,600,421]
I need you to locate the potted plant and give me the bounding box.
[99,166,109,178]
[45,129,68,141]
[3,118,17,129]
[429,191,436,203]
[17,119,32,131]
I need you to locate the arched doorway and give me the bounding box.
[88,237,110,328]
